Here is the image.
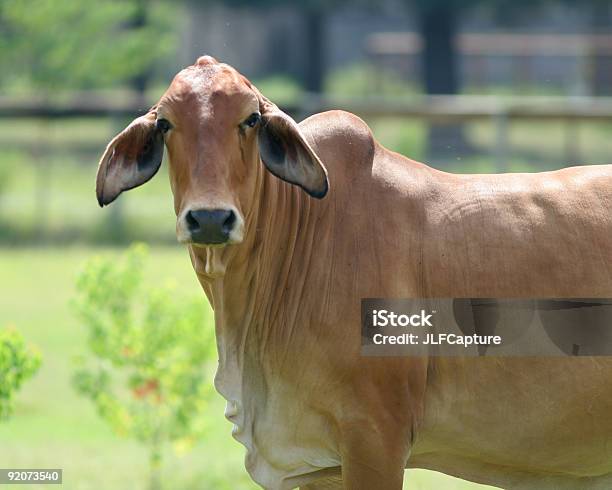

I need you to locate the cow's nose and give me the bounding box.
[185,208,236,244]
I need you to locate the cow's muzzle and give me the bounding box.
[184,208,238,245]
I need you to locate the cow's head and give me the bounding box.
[96,55,328,247]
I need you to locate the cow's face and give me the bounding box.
[96,56,328,247]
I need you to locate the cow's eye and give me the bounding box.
[242,112,260,128]
[156,118,172,134]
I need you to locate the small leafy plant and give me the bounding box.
[72,244,214,490]
[0,327,41,421]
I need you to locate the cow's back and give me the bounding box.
[421,165,612,297]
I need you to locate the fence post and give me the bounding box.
[34,120,50,240]
[494,109,508,173]
[564,119,580,165]
[494,111,509,173]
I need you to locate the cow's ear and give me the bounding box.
[96,111,164,207]
[257,104,329,199]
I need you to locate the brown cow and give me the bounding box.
[96,56,612,490]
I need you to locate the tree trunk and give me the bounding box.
[128,0,149,93]
[148,433,162,490]
[589,2,612,96]
[304,9,325,93]
[418,3,470,164]
[421,4,458,95]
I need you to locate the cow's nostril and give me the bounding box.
[184,208,238,245]
[222,210,236,234]
[185,210,200,232]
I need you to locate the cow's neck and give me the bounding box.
[191,164,334,401]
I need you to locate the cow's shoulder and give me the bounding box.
[298,110,376,169]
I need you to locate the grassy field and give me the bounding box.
[0,246,498,490]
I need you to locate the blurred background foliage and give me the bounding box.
[72,245,215,490]
[0,326,41,420]
[0,0,177,93]
[1,0,612,488]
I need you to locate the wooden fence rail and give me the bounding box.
[3,93,612,121]
[2,93,612,171]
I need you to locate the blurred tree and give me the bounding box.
[126,0,153,94]
[587,0,612,96]
[303,3,326,93]
[0,0,179,241]
[409,0,474,160]
[72,244,215,490]
[0,0,177,93]
[413,0,464,97]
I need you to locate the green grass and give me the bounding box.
[0,246,497,489]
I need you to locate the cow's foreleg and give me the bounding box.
[299,474,343,489]
[340,456,405,489]
[339,427,409,490]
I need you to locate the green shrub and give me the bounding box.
[0,327,41,420]
[72,244,215,490]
